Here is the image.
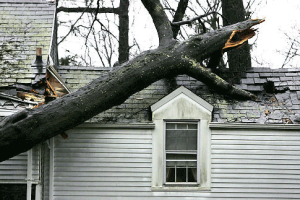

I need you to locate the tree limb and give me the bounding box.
[0,19,263,162]
[140,0,175,46]
[172,0,189,39]
[171,11,227,26]
[57,7,119,14]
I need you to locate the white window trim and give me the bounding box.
[151,86,212,191]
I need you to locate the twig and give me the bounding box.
[85,0,100,45]
[171,11,228,26]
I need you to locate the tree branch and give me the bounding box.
[140,0,174,46]
[0,19,264,162]
[57,7,119,14]
[172,0,189,39]
[171,11,227,26]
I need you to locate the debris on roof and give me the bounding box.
[0,1,69,117]
[57,66,300,125]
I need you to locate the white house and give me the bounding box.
[1,0,300,199]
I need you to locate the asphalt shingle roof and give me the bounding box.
[57,66,300,124]
[0,0,55,86]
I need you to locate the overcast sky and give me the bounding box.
[250,0,300,68]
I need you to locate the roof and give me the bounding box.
[0,1,70,118]
[0,0,56,86]
[57,66,300,125]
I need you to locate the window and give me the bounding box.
[164,121,199,185]
[151,86,212,190]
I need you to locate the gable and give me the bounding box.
[151,86,213,120]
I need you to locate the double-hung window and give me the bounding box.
[151,86,212,190]
[164,121,199,186]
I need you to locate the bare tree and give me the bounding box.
[279,30,300,68]
[57,0,128,67]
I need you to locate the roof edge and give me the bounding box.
[209,122,300,130]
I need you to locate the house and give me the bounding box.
[47,66,300,200]
[1,1,300,200]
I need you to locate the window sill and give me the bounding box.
[151,186,211,192]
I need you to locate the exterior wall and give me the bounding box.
[210,127,300,199]
[51,124,300,200]
[0,145,40,183]
[51,124,153,200]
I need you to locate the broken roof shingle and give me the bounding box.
[56,66,300,124]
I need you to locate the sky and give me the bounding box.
[58,0,300,68]
[250,0,300,68]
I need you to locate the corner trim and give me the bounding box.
[209,123,300,130]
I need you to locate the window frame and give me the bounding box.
[150,86,212,191]
[163,120,201,186]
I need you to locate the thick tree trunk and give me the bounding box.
[0,19,263,162]
[118,0,129,64]
[222,0,252,74]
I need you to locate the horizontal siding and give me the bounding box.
[0,152,27,181]
[0,145,40,182]
[210,129,300,199]
[53,128,153,199]
[53,127,300,199]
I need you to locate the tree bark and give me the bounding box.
[171,0,189,39]
[118,0,129,64]
[222,0,252,74]
[0,18,263,162]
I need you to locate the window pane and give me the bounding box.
[166,154,197,161]
[166,123,175,129]
[166,166,197,183]
[166,167,175,182]
[177,123,187,129]
[188,124,197,129]
[166,130,197,151]
[188,168,197,182]
[166,160,197,167]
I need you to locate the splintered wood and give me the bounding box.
[222,18,265,52]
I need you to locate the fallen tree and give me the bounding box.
[0,0,264,162]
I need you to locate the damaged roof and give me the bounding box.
[58,66,300,124]
[0,1,70,119]
[0,0,56,86]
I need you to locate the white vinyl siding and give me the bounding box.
[0,152,27,181]
[52,126,153,200]
[0,145,40,183]
[210,128,300,199]
[51,125,300,199]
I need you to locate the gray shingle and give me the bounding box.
[241,78,254,84]
[247,85,263,91]
[280,77,294,81]
[254,78,266,84]
[267,77,280,82]
[259,73,272,77]
[246,73,259,78]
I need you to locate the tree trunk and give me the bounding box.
[0,19,263,162]
[222,0,252,75]
[118,0,129,64]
